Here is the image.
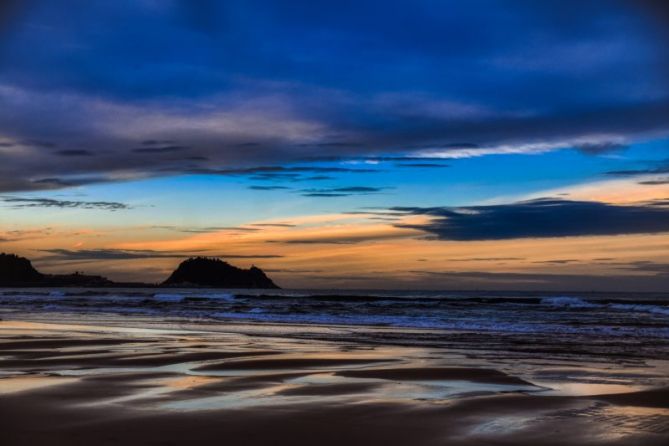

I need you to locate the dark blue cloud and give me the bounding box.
[55,149,94,157]
[248,185,291,191]
[607,159,669,176]
[1,196,130,211]
[187,166,379,185]
[0,1,667,191]
[300,186,388,197]
[2,0,665,103]
[393,198,669,240]
[132,145,189,154]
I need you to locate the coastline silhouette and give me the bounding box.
[0,253,279,289]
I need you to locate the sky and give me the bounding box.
[1,0,669,291]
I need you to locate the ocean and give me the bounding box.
[2,288,669,360]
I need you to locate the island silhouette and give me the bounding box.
[163,257,278,288]
[0,253,279,289]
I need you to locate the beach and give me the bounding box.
[3,1,669,444]
[2,314,669,445]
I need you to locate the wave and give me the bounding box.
[540,296,600,309]
[610,303,669,316]
[153,293,186,303]
[1,288,668,341]
[152,292,235,302]
[539,296,669,316]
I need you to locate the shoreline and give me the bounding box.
[4,309,669,363]
[2,318,669,445]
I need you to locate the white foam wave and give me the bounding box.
[153,293,185,302]
[541,296,599,309]
[610,304,669,316]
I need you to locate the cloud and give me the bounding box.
[392,198,669,240]
[408,269,669,291]
[0,1,667,192]
[412,136,636,160]
[186,165,379,185]
[639,178,669,185]
[329,187,385,193]
[574,141,627,155]
[250,173,301,181]
[248,185,291,190]
[268,228,411,244]
[624,261,669,275]
[30,176,109,188]
[0,86,336,192]
[141,139,176,146]
[608,159,669,177]
[132,145,188,154]
[249,223,296,227]
[24,140,57,148]
[153,225,261,233]
[300,186,388,197]
[0,0,25,35]
[300,193,351,197]
[196,227,261,232]
[39,249,283,261]
[2,196,130,211]
[40,249,186,261]
[396,163,450,168]
[270,239,360,245]
[191,166,378,176]
[264,268,325,273]
[55,149,94,157]
[0,228,54,242]
[302,176,335,181]
[533,259,579,264]
[367,216,402,221]
[447,257,525,262]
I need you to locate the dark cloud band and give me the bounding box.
[39,249,282,261]
[2,197,130,211]
[392,198,669,240]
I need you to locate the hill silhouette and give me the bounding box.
[163,257,279,288]
[0,253,42,284]
[0,253,113,287]
[0,253,279,288]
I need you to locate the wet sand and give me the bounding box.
[1,319,669,445]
